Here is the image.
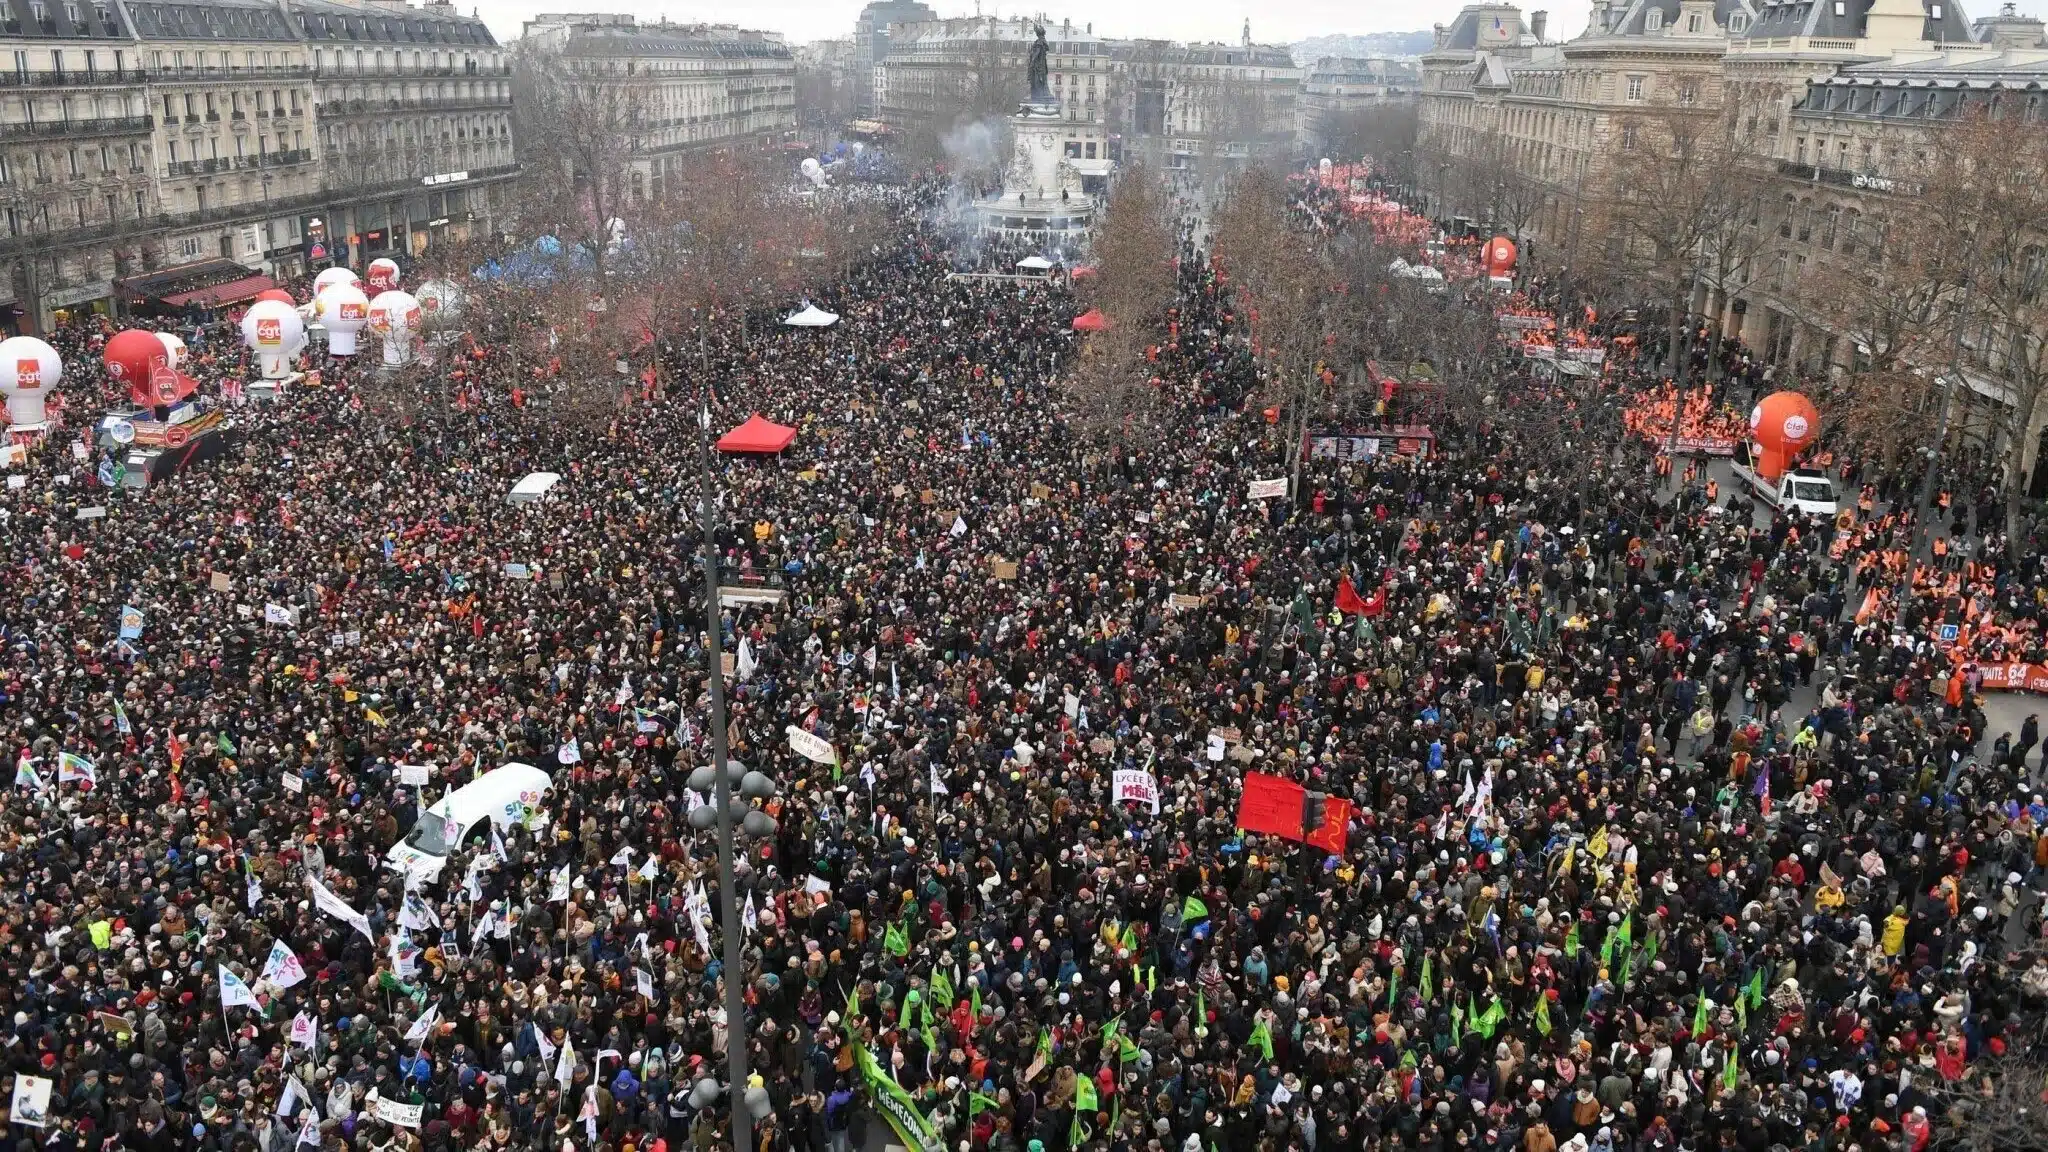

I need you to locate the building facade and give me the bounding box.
[879,17,1110,168]
[0,0,516,331]
[1104,27,1301,177]
[1298,56,1420,157]
[849,0,931,121]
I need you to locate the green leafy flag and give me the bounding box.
[1475,999,1506,1040]
[1745,968,1766,1010]
[929,969,954,1010]
[1101,1015,1123,1048]
[884,921,909,957]
[1181,895,1209,923]
[970,1092,1001,1117]
[1248,1018,1273,1062]
[1420,954,1434,1002]
[1563,922,1580,958]
[1599,926,1615,970]
[1534,993,1552,1036]
[1722,1049,1739,1093]
[1692,992,1711,1037]
[1616,913,1633,955]
[1075,1078,1098,1114]
[1036,1027,1052,1062]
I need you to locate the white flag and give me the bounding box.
[685,882,713,955]
[9,1076,52,1128]
[404,1003,438,1043]
[263,602,300,627]
[297,1108,322,1147]
[557,741,582,765]
[863,645,877,673]
[399,892,440,931]
[549,863,573,903]
[615,675,634,706]
[635,967,656,1000]
[533,1024,557,1066]
[307,875,374,941]
[554,1036,575,1085]
[246,872,263,911]
[737,637,758,682]
[277,1074,314,1119]
[289,1012,319,1048]
[261,941,308,989]
[218,965,259,1009]
[929,764,949,796]
[638,854,658,881]
[743,891,759,938]
[950,515,968,536]
[490,821,508,863]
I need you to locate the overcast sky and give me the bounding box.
[478,0,2046,48]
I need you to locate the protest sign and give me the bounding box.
[1113,768,1161,813]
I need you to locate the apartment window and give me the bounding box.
[1626,75,1645,101]
[133,189,144,216]
[66,148,79,177]
[168,140,178,163]
[1730,12,1748,30]
[1930,2,1942,17]
[1686,11,1703,31]
[1678,80,1697,104]
[1620,123,1639,150]
[98,144,109,171]
[1645,10,1663,29]
[162,95,174,120]
[65,3,79,23]
[1794,136,1807,164]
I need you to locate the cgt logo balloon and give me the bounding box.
[340,300,367,322]
[15,359,39,388]
[256,317,282,346]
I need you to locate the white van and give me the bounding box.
[384,762,553,881]
[1730,443,1839,518]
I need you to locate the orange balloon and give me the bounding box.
[1750,391,1820,480]
[1483,236,1517,277]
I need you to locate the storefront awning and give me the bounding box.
[160,274,276,308]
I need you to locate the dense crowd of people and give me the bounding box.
[2,171,2048,1152]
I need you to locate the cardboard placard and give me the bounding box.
[991,559,1018,580]
[1029,482,1051,499]
[892,483,907,498]
[920,489,935,505]
[210,571,232,592]
[1170,593,1203,611]
[398,763,432,786]
[281,773,304,793]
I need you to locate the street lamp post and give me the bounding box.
[691,392,754,1152]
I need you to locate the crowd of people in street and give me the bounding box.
[4,169,2048,1152]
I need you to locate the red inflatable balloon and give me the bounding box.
[103,329,172,408]
[1749,391,1820,481]
[1483,236,1517,277]
[254,288,295,306]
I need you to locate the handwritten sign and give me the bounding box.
[281,772,304,793]
[398,763,432,787]
[1169,593,1204,611]
[786,725,838,766]
[1113,769,1161,813]
[210,571,232,592]
[1030,482,1051,499]
[991,559,1018,581]
[1247,478,1288,500]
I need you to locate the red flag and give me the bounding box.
[1237,772,1306,841]
[167,732,186,773]
[1335,575,1369,615]
[1336,576,1387,618]
[1305,796,1352,854]
[168,771,184,806]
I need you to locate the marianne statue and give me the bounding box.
[1026,24,1052,106]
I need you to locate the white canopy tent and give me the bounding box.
[782,303,840,328]
[507,471,562,505]
[1015,256,1054,271]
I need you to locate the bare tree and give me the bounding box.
[1928,1058,2048,1152]
[510,39,649,287]
[1067,162,1178,459]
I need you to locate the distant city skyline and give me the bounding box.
[482,0,2048,47]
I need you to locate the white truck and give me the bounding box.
[1730,442,1839,518]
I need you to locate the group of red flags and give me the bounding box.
[1334,574,1387,618]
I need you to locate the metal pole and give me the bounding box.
[693,320,752,1152]
[1892,367,1958,635]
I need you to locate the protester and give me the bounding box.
[0,173,2042,1152]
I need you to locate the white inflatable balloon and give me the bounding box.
[0,335,62,428]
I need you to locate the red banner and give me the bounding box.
[1975,662,2048,694]
[1238,772,1305,841]
[1305,796,1352,854]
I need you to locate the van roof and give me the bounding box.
[426,762,551,818]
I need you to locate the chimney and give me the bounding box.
[1530,9,1548,39]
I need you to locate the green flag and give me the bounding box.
[1101,1015,1122,1047]
[1534,993,1552,1036]
[1450,1000,1463,1046]
[929,969,954,1010]
[1721,1049,1739,1092]
[970,983,981,1021]
[1599,927,1614,970]
[1733,993,1747,1034]
[1035,1027,1052,1061]
[1181,895,1209,923]
[970,1092,1001,1117]
[1616,913,1633,954]
[1692,992,1710,1037]
[1387,968,1399,1010]
[217,733,236,756]
[1248,1018,1273,1062]
[1075,1078,1098,1114]
[1643,929,1659,963]
[1419,954,1434,1002]
[1119,923,1138,953]
[1476,999,1506,1039]
[1745,968,1766,1009]
[1563,922,1580,958]
[1194,990,1206,1031]
[884,921,909,957]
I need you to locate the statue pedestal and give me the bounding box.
[973,101,1096,255]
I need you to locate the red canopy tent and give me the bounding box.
[716,413,797,454]
[1071,309,1108,332]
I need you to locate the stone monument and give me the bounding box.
[975,23,1096,252]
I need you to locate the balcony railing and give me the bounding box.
[0,66,149,87]
[0,114,152,141]
[317,94,511,118]
[1775,158,1920,196]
